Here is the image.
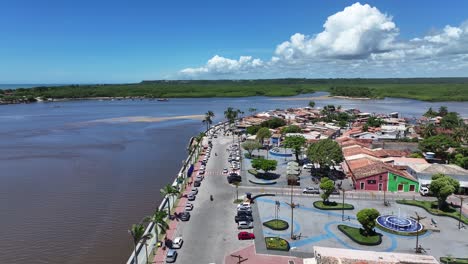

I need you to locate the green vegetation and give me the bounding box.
[233,199,244,204]
[429,174,460,209]
[265,237,290,251]
[319,177,336,203]
[308,101,315,107]
[440,257,468,264]
[307,139,344,169]
[263,219,289,230]
[338,225,382,245]
[281,125,302,134]
[419,135,459,158]
[396,199,468,224]
[4,78,468,102]
[313,201,354,210]
[260,117,286,129]
[283,135,306,163]
[256,127,272,143]
[242,141,262,157]
[246,125,261,135]
[330,86,373,98]
[365,116,384,128]
[357,208,380,236]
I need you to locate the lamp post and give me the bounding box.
[341,189,346,221]
[285,184,297,239]
[414,212,426,253]
[455,195,465,229]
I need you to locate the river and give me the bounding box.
[0,92,466,264]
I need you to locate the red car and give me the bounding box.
[238,231,255,240]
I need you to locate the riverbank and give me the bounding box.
[3,78,468,102]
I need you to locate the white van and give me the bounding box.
[419,186,429,196]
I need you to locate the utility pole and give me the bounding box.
[455,195,465,229]
[341,189,346,221]
[414,212,426,253]
[285,184,297,239]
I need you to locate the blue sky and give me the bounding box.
[1,0,468,83]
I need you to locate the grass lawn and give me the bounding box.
[313,201,354,210]
[338,225,382,246]
[265,237,290,251]
[263,219,289,230]
[233,199,244,204]
[440,257,468,264]
[397,199,468,225]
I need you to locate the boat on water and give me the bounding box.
[157,98,169,102]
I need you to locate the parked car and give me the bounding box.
[194,180,201,187]
[171,237,184,249]
[420,186,430,196]
[190,188,198,195]
[180,211,190,221]
[166,249,178,263]
[187,193,196,201]
[237,202,251,209]
[223,168,228,174]
[185,203,193,211]
[196,175,204,181]
[331,188,340,195]
[198,170,205,175]
[237,207,252,213]
[235,214,253,223]
[303,163,313,169]
[303,187,320,194]
[237,221,254,229]
[227,175,242,184]
[237,210,252,216]
[238,231,255,240]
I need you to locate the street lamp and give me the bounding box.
[455,195,465,229]
[285,184,297,239]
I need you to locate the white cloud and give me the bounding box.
[180,55,264,77]
[275,2,398,60]
[179,2,468,78]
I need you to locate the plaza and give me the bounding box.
[253,195,468,259]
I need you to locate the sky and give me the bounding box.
[1,0,468,83]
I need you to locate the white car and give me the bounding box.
[196,175,204,181]
[223,168,228,174]
[237,221,253,229]
[185,203,193,211]
[172,237,184,249]
[237,202,251,209]
[303,163,313,169]
[237,206,252,212]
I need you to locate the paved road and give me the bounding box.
[172,132,253,264]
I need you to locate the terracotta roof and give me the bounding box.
[347,158,379,171]
[351,162,416,181]
[343,145,409,159]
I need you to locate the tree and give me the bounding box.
[440,112,462,129]
[283,135,306,163]
[282,125,302,134]
[242,140,262,157]
[453,153,468,169]
[224,107,239,128]
[307,139,344,169]
[145,208,168,255]
[356,208,380,236]
[422,123,436,138]
[438,106,448,117]
[319,177,335,203]
[129,223,152,264]
[308,101,315,108]
[430,174,460,209]
[366,116,384,127]
[424,107,438,118]
[419,134,459,158]
[256,127,272,144]
[160,184,180,215]
[202,110,215,131]
[246,125,261,135]
[251,159,277,174]
[363,124,369,132]
[260,117,286,129]
[248,107,257,115]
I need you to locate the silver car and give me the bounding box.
[237,221,254,229]
[166,249,178,263]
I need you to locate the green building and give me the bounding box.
[387,171,419,192]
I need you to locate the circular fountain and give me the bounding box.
[376,215,424,234]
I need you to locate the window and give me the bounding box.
[360,182,365,190]
[378,183,383,191]
[409,185,415,192]
[379,175,383,181]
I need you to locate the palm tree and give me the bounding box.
[202,110,215,131]
[145,209,169,255]
[129,223,152,264]
[224,107,235,130]
[160,184,180,215]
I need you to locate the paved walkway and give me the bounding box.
[224,244,303,264]
[152,146,205,263]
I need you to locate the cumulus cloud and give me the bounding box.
[179,2,468,78]
[275,2,398,60]
[180,55,264,77]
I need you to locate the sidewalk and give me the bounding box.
[224,244,303,264]
[152,146,204,263]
